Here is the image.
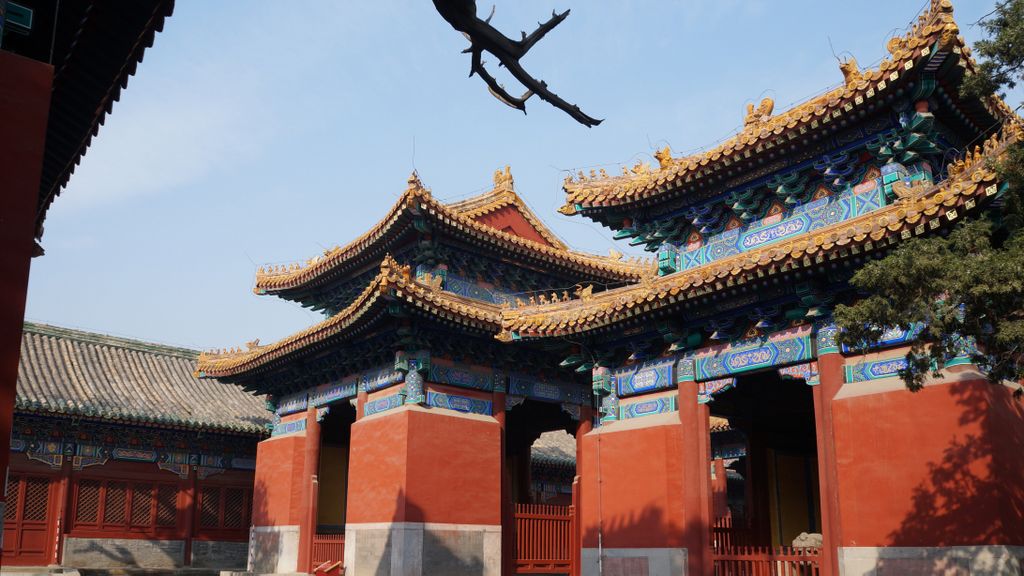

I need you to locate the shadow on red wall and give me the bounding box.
[874,380,1024,573]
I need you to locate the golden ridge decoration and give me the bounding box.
[744,97,775,127]
[559,0,1000,215]
[253,171,649,293]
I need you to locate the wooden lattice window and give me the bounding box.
[75,479,100,524]
[155,484,177,527]
[199,487,220,528]
[72,478,179,533]
[4,475,19,521]
[196,485,251,534]
[21,478,49,522]
[130,483,153,526]
[103,482,127,524]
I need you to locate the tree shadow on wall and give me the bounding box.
[246,475,275,573]
[871,380,1024,575]
[356,490,484,576]
[582,504,706,575]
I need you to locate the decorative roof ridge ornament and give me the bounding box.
[557,0,1004,215]
[406,170,429,197]
[743,97,775,128]
[840,57,862,87]
[493,165,514,192]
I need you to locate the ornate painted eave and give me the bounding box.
[254,172,648,296]
[559,0,1011,217]
[199,255,504,379]
[503,124,1019,340]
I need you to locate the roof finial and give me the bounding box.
[407,171,428,195]
[493,165,514,191]
[654,146,673,169]
[744,97,774,127]
[840,57,862,86]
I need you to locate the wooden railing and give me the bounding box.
[311,531,345,573]
[711,517,820,575]
[514,502,573,574]
[712,545,821,575]
[712,516,757,549]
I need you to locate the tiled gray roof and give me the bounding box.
[532,430,576,465]
[17,322,268,435]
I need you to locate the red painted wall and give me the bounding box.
[579,417,687,549]
[472,206,553,247]
[252,434,307,526]
[347,407,500,525]
[833,377,1024,547]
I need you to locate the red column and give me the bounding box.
[182,468,198,566]
[678,379,712,575]
[573,405,593,576]
[0,52,53,551]
[52,457,73,564]
[298,406,322,573]
[493,389,513,576]
[814,351,844,576]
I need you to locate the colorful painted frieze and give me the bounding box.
[362,366,404,393]
[276,391,309,416]
[697,377,736,403]
[839,323,924,353]
[616,359,675,397]
[310,378,358,407]
[693,325,813,380]
[619,395,677,420]
[844,356,909,383]
[442,273,518,307]
[111,447,158,463]
[677,181,884,272]
[362,394,404,417]
[508,372,587,405]
[429,361,494,391]
[426,391,492,415]
[270,417,308,437]
[779,361,820,385]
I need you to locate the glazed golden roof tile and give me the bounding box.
[560,0,1010,215]
[255,171,649,294]
[504,122,1020,340]
[198,254,503,378]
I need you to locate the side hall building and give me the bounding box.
[198,2,1024,575]
[5,322,266,571]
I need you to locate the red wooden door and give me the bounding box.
[3,474,56,565]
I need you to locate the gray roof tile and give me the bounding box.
[17,323,269,435]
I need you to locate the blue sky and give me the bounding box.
[25,1,1018,350]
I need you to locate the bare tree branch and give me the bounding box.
[433,0,603,127]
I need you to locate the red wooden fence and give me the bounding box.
[712,516,756,549]
[712,544,821,575]
[711,517,820,575]
[311,532,345,572]
[514,502,573,574]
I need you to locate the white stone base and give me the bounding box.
[839,545,1024,575]
[344,522,500,576]
[581,547,687,576]
[61,537,184,568]
[247,525,300,574]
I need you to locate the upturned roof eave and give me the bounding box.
[253,175,648,300]
[558,0,1009,219]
